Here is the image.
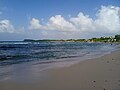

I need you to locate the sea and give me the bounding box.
[0,41,119,82]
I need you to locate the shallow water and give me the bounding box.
[0,42,118,82]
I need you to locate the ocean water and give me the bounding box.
[0,41,119,82]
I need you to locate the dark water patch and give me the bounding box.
[0,56,11,61]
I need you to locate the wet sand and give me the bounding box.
[0,50,120,90]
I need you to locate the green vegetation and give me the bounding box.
[23,35,120,43]
[115,35,120,42]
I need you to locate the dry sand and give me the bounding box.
[0,50,120,90]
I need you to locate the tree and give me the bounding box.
[115,35,120,42]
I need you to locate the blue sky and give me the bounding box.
[0,0,120,40]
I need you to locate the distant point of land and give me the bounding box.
[23,35,120,43]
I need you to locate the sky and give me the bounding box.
[0,0,120,40]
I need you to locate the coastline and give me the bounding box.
[0,50,120,90]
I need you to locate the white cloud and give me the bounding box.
[29,5,120,36]
[0,19,15,33]
[29,15,76,31]
[47,15,76,31]
[95,5,120,33]
[70,12,95,32]
[29,18,42,30]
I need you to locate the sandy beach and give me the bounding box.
[0,50,120,90]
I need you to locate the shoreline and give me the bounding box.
[0,50,120,90]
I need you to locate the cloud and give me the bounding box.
[1,5,120,40]
[29,5,120,36]
[70,12,94,32]
[95,5,120,33]
[29,15,76,31]
[47,15,76,31]
[29,18,42,30]
[0,19,15,33]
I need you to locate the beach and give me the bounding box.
[0,0,120,89]
[0,49,120,90]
